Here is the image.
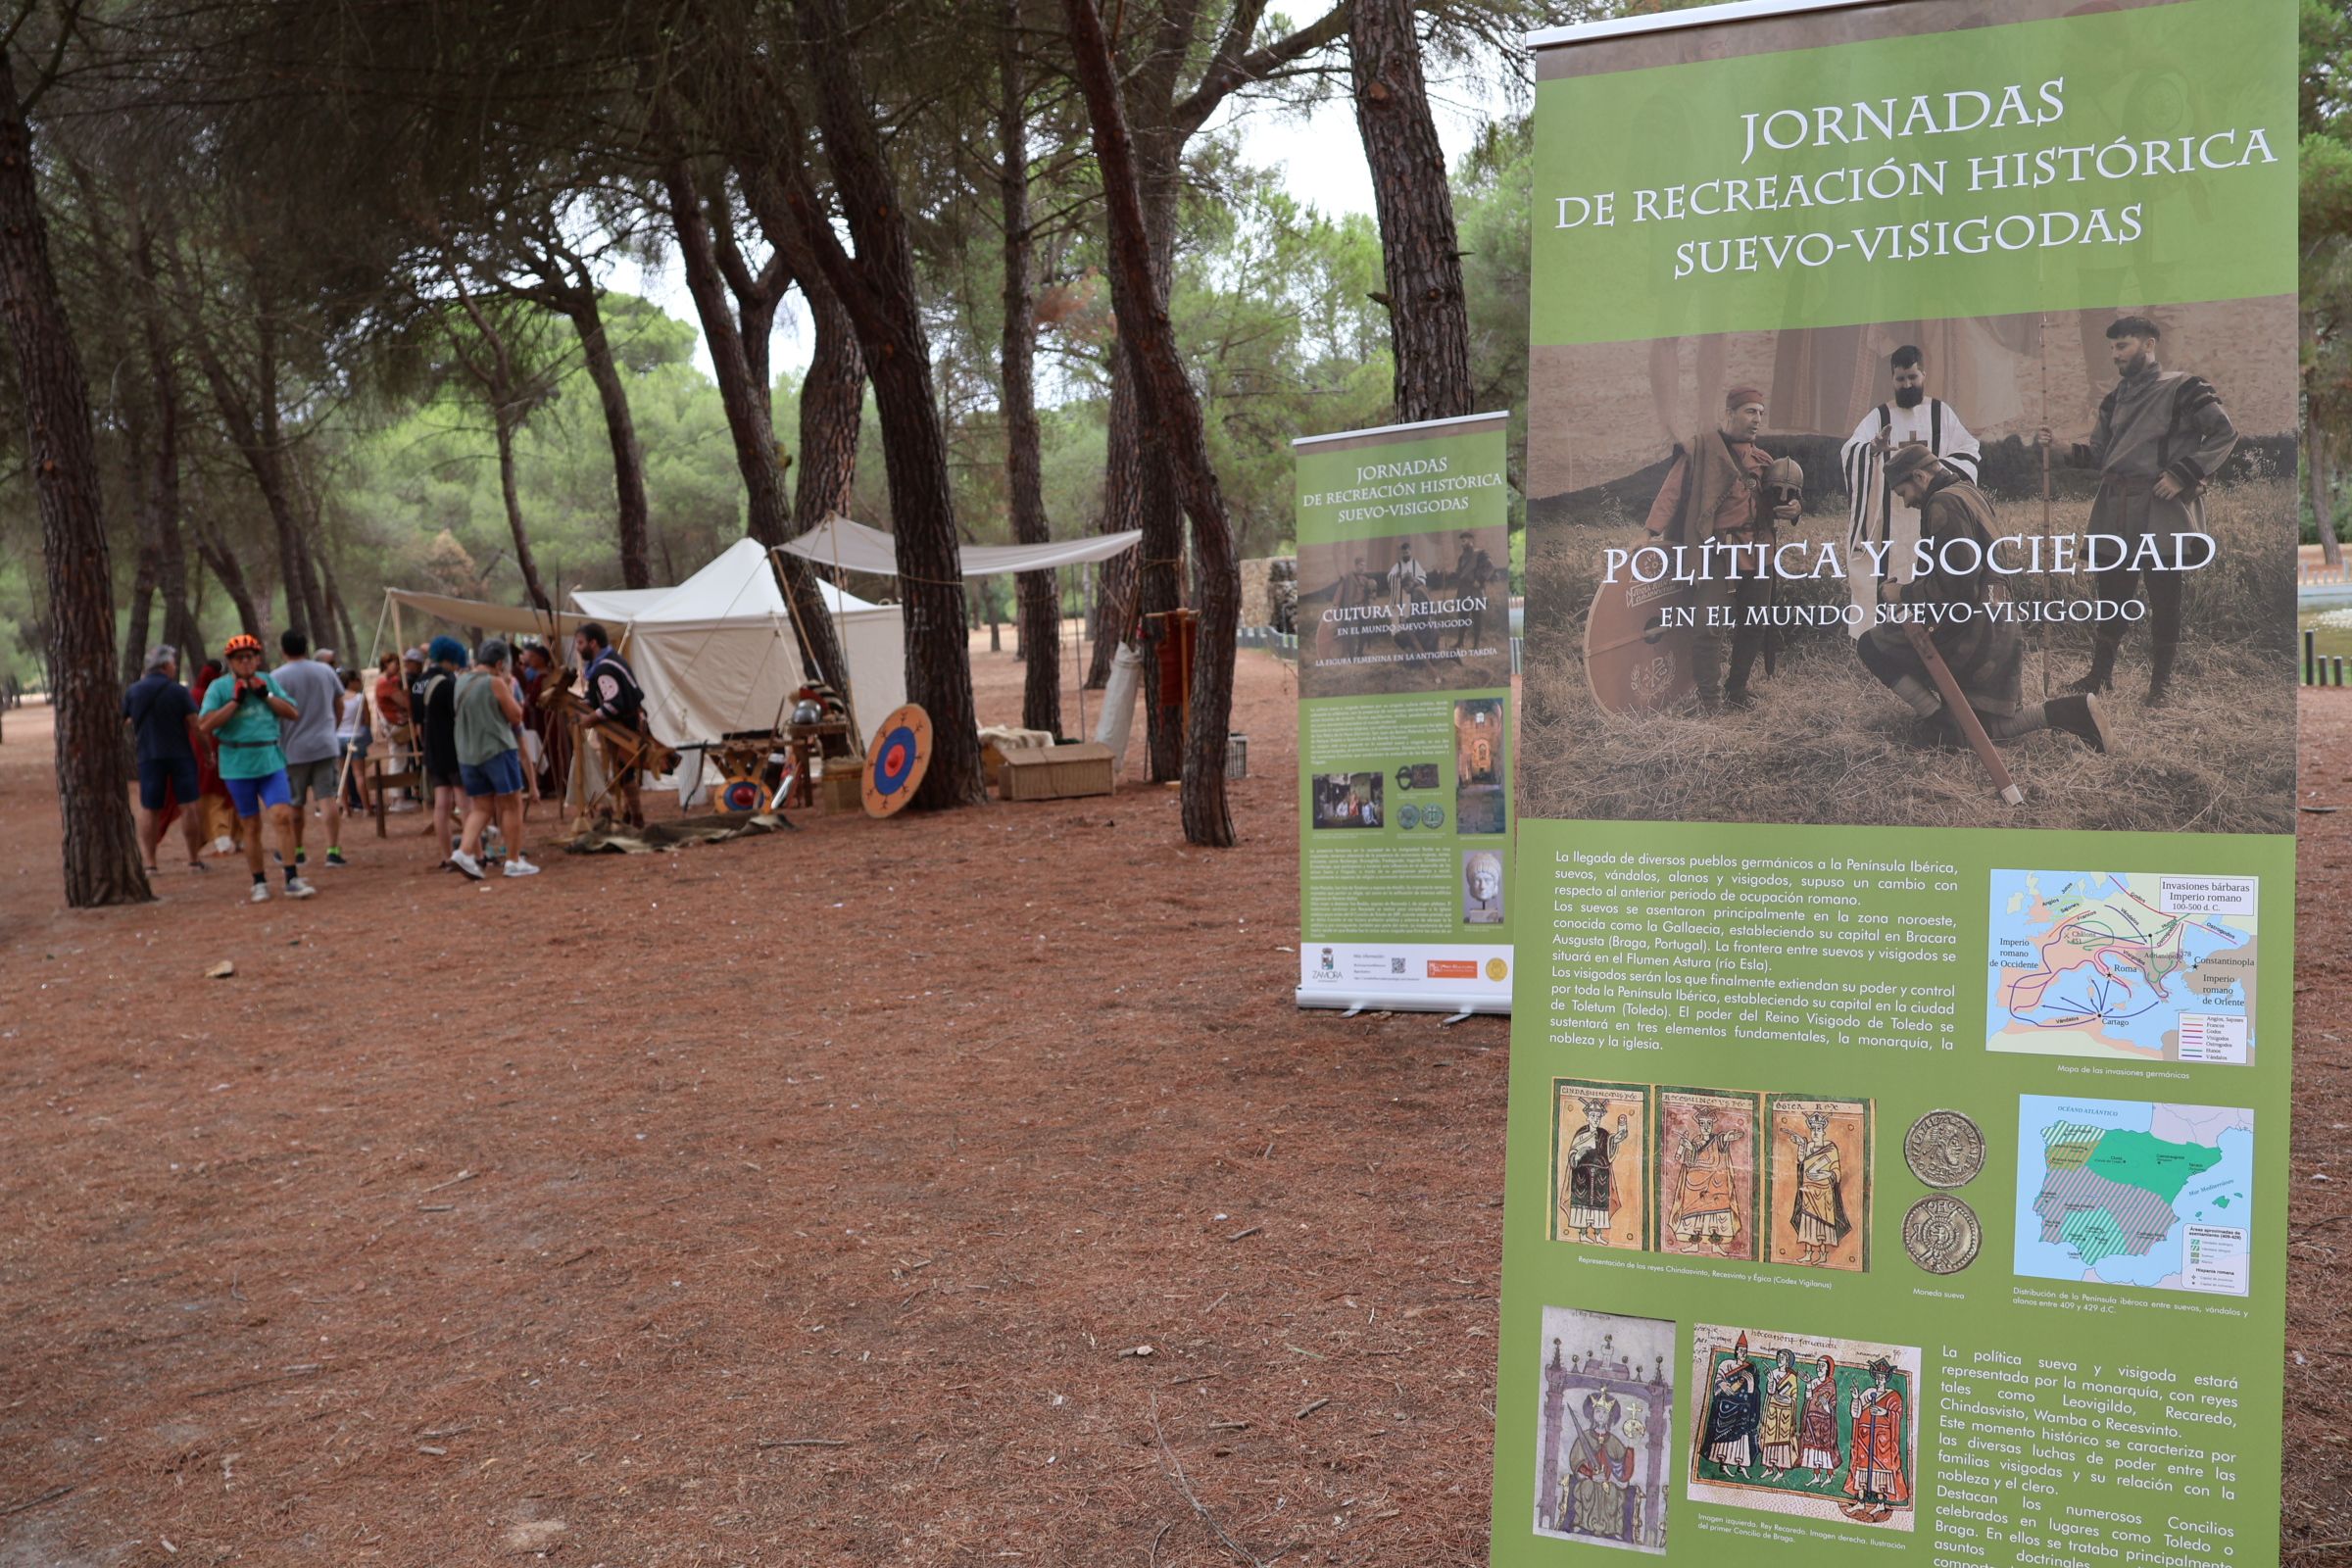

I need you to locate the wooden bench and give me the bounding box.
[368,730,421,839]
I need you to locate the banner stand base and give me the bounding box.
[1296,990,1511,1017]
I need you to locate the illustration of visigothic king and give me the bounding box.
[1767,1095,1872,1271]
[1536,1307,1674,1553]
[1657,1090,1758,1260]
[1564,1097,1630,1244]
[1551,1080,1649,1250]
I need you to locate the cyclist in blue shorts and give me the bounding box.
[197,633,318,904]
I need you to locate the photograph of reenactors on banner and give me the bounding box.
[1295,523,1515,699]
[1520,300,2295,833]
[1856,443,2112,756]
[1636,386,1804,711]
[2036,314,2239,707]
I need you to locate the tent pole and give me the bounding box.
[1071,564,1086,741]
[827,521,862,749]
[333,591,396,811]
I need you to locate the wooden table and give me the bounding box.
[783,719,854,809]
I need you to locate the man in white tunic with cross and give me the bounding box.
[1839,344,1983,637]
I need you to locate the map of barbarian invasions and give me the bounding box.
[1985,871,2258,1064]
[2013,1097,2254,1298]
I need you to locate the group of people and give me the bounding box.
[1702,1347,1911,1520]
[122,630,351,902]
[1640,317,2237,754]
[121,619,655,903]
[1330,531,1501,656]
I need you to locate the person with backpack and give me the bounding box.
[414,636,467,868]
[449,639,539,880]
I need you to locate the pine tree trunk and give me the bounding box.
[255,316,331,637]
[787,0,987,808]
[1350,0,1472,423]
[863,340,986,805]
[121,401,158,681]
[791,270,864,532]
[1066,0,1239,846]
[494,410,552,612]
[193,514,263,640]
[0,50,151,906]
[128,222,198,659]
[122,535,158,681]
[664,159,851,692]
[188,318,323,639]
[1121,62,1191,782]
[569,290,654,589]
[1084,359,1141,690]
[315,543,360,662]
[1001,5,1061,736]
[2312,422,2342,570]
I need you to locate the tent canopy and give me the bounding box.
[778,514,1141,578]
[573,537,878,625]
[382,588,599,641]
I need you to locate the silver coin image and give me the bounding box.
[1903,1109,1986,1189]
[1902,1193,1982,1274]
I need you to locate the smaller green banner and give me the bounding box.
[1293,415,1516,1012]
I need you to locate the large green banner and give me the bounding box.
[1294,413,1515,1013]
[1494,2,2295,1564]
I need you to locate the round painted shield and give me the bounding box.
[714,773,766,814]
[1585,569,1695,714]
[861,704,934,818]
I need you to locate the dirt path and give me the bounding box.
[0,657,2339,1565]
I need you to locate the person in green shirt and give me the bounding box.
[450,638,539,881]
[196,633,318,903]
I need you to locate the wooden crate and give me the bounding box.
[999,742,1115,801]
[819,766,863,812]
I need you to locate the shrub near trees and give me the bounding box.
[0,0,1571,904]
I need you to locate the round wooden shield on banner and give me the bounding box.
[861,704,934,817]
[1584,573,1696,714]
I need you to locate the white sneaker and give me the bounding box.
[503,857,540,878]
[284,876,318,900]
[450,851,484,881]
[249,882,270,904]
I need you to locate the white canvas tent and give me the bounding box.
[570,537,906,770]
